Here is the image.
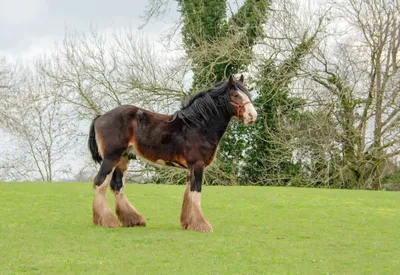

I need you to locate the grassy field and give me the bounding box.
[0,182,399,274]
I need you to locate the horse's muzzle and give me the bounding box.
[243,104,257,125]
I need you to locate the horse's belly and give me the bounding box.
[126,144,186,169]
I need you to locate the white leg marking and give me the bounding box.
[189,191,201,206]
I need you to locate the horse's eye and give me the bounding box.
[234,95,239,98]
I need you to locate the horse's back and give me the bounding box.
[95,105,174,158]
[97,104,170,126]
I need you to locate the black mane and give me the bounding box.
[171,80,233,126]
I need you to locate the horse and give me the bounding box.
[88,75,257,232]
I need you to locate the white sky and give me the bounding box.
[0,0,179,60]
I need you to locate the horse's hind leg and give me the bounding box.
[110,156,146,227]
[93,159,120,228]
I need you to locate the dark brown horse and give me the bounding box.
[88,75,257,232]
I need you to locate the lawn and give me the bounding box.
[0,182,399,274]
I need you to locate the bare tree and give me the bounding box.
[0,63,78,182]
[0,57,13,121]
[0,57,9,88]
[300,0,400,189]
[40,26,188,119]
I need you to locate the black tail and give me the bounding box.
[88,115,102,164]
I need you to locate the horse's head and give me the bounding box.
[228,75,257,125]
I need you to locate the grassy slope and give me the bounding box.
[0,182,399,274]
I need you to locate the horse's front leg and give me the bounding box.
[180,162,213,232]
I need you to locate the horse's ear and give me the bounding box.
[239,74,244,83]
[229,75,235,86]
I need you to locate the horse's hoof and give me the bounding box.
[120,216,147,227]
[116,206,147,227]
[182,221,213,232]
[93,212,120,228]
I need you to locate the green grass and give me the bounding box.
[0,182,399,274]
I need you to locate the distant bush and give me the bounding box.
[383,171,400,191]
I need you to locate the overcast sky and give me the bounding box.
[0,0,179,59]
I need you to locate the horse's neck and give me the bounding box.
[201,112,232,144]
